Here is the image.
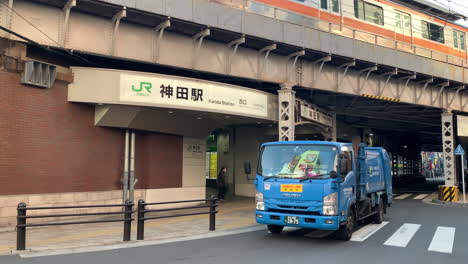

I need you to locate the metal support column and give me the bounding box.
[278,83,296,141]
[153,19,171,63]
[225,35,245,75]
[60,0,76,46]
[111,7,127,56]
[192,28,210,69]
[286,49,305,84]
[128,131,137,203]
[441,111,456,186]
[257,44,277,79]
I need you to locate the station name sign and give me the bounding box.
[299,102,333,127]
[119,73,268,118]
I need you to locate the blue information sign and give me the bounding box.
[455,144,465,155]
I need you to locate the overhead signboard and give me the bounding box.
[119,73,268,118]
[298,102,333,127]
[457,115,468,137]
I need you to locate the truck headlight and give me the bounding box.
[323,192,337,216]
[323,205,336,216]
[255,191,264,211]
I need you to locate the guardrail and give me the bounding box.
[16,201,134,251]
[136,197,218,240]
[214,0,468,68]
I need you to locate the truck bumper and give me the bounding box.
[255,210,340,230]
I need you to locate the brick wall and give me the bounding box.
[135,132,183,189]
[0,70,125,195]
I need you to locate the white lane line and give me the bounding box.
[428,226,456,254]
[384,223,421,247]
[351,221,389,242]
[394,194,412,200]
[413,194,429,200]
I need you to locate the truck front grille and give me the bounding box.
[278,205,308,210]
[268,209,320,216]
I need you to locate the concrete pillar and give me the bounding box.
[278,83,296,141]
[441,111,456,186]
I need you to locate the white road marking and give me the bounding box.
[350,221,389,242]
[394,194,412,200]
[428,226,456,254]
[413,194,429,200]
[384,223,421,247]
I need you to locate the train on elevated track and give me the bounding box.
[250,0,468,60]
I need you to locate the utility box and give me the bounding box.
[21,60,57,88]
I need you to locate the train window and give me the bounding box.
[332,0,339,13]
[354,0,384,26]
[395,11,411,35]
[462,33,466,50]
[321,0,328,9]
[453,30,465,50]
[421,21,445,43]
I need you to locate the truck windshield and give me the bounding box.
[258,145,338,179]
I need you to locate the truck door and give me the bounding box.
[365,150,385,192]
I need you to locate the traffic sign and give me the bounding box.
[455,144,465,155]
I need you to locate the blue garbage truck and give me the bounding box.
[244,141,392,241]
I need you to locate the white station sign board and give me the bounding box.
[299,102,333,127]
[119,73,268,118]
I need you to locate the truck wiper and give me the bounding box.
[263,173,297,181]
[298,173,330,182]
[263,176,281,181]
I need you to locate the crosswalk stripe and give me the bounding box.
[394,194,412,200]
[428,226,456,254]
[413,194,429,200]
[351,221,389,242]
[384,223,421,247]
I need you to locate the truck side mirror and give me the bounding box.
[244,161,252,175]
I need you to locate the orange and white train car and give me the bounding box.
[253,0,468,60]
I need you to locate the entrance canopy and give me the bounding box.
[69,67,278,137]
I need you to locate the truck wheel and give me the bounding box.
[336,210,355,241]
[267,225,284,234]
[374,199,384,224]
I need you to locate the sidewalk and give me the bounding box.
[0,197,256,255]
[422,192,468,207]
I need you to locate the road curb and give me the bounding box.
[17,225,265,258]
[428,199,468,208]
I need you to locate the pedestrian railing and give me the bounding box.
[136,197,218,240]
[16,201,134,251]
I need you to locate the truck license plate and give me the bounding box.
[284,216,299,225]
[280,184,303,193]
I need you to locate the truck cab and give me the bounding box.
[246,140,392,241]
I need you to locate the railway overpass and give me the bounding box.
[0,0,466,212]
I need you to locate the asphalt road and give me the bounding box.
[2,193,467,264]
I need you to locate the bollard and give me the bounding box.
[209,198,216,231]
[137,200,145,240]
[123,200,133,242]
[16,202,27,251]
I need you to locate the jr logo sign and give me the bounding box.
[131,81,152,96]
